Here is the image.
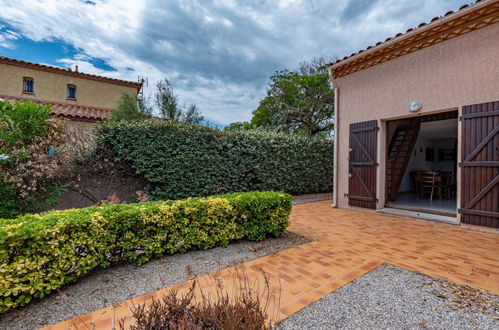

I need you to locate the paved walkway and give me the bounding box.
[46,201,499,329]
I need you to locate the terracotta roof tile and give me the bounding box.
[0,56,142,91]
[0,94,112,121]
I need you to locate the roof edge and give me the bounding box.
[330,0,497,75]
[0,56,143,91]
[0,94,113,112]
[0,94,113,121]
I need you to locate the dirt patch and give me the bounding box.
[57,173,146,209]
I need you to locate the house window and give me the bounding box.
[23,77,34,94]
[67,84,77,100]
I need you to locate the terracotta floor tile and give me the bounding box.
[91,315,113,330]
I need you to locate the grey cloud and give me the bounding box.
[135,1,283,84]
[341,0,380,22]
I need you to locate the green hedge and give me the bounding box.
[0,191,291,313]
[97,120,333,200]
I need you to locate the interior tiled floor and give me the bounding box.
[389,191,457,214]
[45,201,499,329]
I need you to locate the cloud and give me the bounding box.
[0,0,461,123]
[341,0,381,22]
[0,25,19,49]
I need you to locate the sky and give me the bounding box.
[0,0,463,125]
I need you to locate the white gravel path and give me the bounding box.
[277,263,498,330]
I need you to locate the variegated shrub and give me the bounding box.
[0,191,291,313]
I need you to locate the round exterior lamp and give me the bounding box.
[409,101,422,112]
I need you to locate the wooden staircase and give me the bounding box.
[386,120,420,202]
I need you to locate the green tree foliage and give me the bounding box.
[110,93,152,121]
[0,191,291,312]
[183,104,204,125]
[224,121,254,132]
[155,78,204,124]
[96,120,333,200]
[230,58,335,137]
[156,78,182,121]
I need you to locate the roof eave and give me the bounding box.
[330,0,494,72]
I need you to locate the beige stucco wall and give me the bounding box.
[335,23,499,212]
[61,119,97,151]
[0,63,138,109]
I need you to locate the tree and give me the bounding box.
[155,78,182,121]
[155,78,204,125]
[110,93,152,121]
[224,121,253,132]
[296,56,332,75]
[183,104,204,125]
[250,57,335,137]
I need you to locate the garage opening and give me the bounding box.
[385,111,458,216]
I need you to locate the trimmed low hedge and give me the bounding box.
[0,191,291,313]
[96,120,334,200]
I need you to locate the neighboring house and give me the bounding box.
[329,0,498,228]
[0,56,142,129]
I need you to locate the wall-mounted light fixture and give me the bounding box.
[409,101,422,112]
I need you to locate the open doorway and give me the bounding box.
[385,111,458,216]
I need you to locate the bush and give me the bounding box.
[96,120,333,200]
[0,180,19,219]
[0,100,65,216]
[0,191,291,313]
[0,99,52,146]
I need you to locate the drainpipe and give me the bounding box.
[332,86,339,208]
[329,67,339,208]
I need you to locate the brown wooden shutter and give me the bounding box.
[460,101,499,228]
[349,120,378,209]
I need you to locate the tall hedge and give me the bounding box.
[0,191,291,312]
[97,120,333,200]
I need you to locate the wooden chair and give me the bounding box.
[437,171,452,200]
[412,171,421,197]
[416,171,437,200]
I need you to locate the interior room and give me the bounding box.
[386,117,458,215]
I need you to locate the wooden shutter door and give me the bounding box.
[349,120,378,209]
[460,101,499,228]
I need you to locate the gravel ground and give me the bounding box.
[278,263,499,330]
[293,193,333,205]
[0,231,310,330]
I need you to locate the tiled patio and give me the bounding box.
[45,201,499,329]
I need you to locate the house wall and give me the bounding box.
[63,119,97,135]
[0,63,138,109]
[335,22,499,211]
[61,119,98,153]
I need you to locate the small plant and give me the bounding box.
[96,194,122,205]
[118,267,278,330]
[132,191,149,203]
